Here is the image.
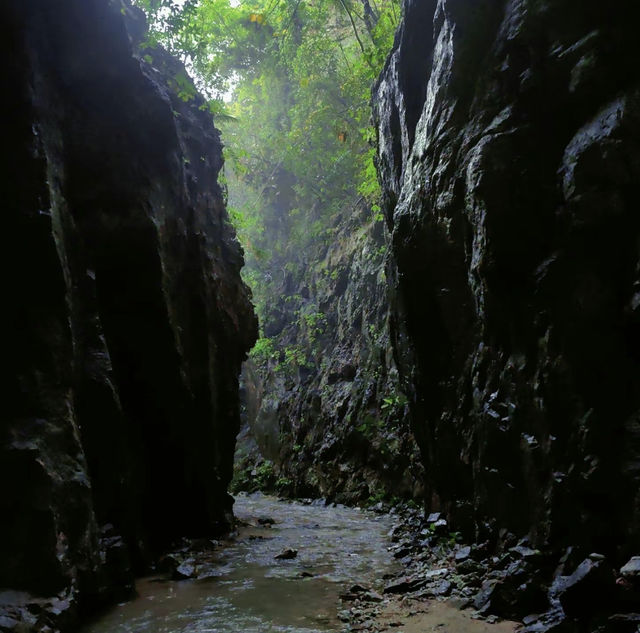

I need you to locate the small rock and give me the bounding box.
[509,545,540,560]
[338,610,351,622]
[455,546,472,562]
[258,517,276,526]
[0,615,19,630]
[473,579,498,611]
[521,606,571,633]
[555,557,615,617]
[275,548,298,560]
[427,580,452,597]
[362,591,384,603]
[196,569,222,580]
[157,552,182,574]
[383,577,414,594]
[620,557,640,579]
[49,597,71,616]
[424,568,449,579]
[608,613,640,633]
[457,559,483,575]
[461,573,482,588]
[340,585,370,601]
[190,538,217,551]
[173,559,197,579]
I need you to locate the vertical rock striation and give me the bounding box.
[0,0,257,628]
[236,204,423,504]
[375,0,640,561]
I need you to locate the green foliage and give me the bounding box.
[381,393,408,412]
[356,414,383,438]
[132,0,401,353]
[302,310,326,347]
[282,344,311,372]
[250,336,277,365]
[171,69,197,101]
[230,459,278,493]
[421,519,464,549]
[275,476,293,493]
[366,489,386,506]
[254,460,276,489]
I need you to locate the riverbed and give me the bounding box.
[82,493,399,633]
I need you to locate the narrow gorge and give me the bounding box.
[1,1,639,632]
[1,0,256,626]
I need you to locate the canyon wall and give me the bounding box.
[375,0,640,561]
[0,0,256,628]
[235,204,423,505]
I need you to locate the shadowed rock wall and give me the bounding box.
[0,0,256,627]
[235,205,423,505]
[375,0,640,559]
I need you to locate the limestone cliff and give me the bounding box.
[375,0,640,564]
[0,0,257,628]
[235,203,422,505]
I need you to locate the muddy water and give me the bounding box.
[83,493,399,633]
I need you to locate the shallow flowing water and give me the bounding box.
[83,493,399,633]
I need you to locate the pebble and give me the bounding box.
[274,548,298,560]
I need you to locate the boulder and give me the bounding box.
[556,558,615,618]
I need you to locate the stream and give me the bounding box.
[82,493,399,633]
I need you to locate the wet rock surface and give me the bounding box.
[1,0,256,629]
[349,509,640,633]
[374,0,640,626]
[235,206,422,505]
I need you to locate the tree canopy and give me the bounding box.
[133,0,400,365]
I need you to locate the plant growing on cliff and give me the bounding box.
[279,344,313,377]
[132,0,400,340]
[302,309,327,349]
[356,414,383,439]
[381,393,408,412]
[255,460,276,489]
[250,336,277,366]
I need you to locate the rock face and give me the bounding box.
[1,0,256,627]
[375,0,640,560]
[235,204,422,504]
